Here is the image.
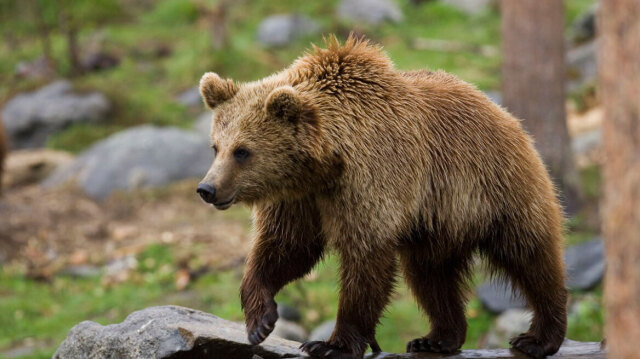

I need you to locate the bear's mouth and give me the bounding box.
[213,197,234,210]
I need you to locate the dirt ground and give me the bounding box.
[0,178,253,279]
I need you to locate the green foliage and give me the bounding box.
[47,124,123,153]
[580,165,602,200]
[0,267,166,359]
[59,0,123,28]
[565,0,596,26]
[567,290,604,342]
[141,0,199,26]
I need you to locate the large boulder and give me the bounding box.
[484,309,533,349]
[337,0,403,25]
[53,306,304,359]
[476,279,527,314]
[565,238,605,290]
[477,239,606,313]
[193,112,212,137]
[176,87,203,109]
[44,125,212,199]
[566,41,597,93]
[1,80,110,149]
[257,14,320,47]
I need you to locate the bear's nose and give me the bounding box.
[196,183,217,204]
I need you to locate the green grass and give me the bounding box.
[0,245,604,357]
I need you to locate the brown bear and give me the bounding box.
[197,36,567,359]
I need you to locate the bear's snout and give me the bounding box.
[196,183,217,204]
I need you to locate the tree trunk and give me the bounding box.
[66,27,81,76]
[59,9,82,76]
[501,0,580,213]
[210,2,228,50]
[32,0,54,70]
[598,1,640,358]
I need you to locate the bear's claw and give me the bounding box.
[247,308,278,345]
[510,333,549,359]
[406,336,460,354]
[300,341,358,359]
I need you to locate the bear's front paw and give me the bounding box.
[510,332,560,359]
[406,335,462,354]
[246,299,278,345]
[300,341,360,359]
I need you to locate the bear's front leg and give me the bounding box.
[301,244,397,359]
[240,199,325,345]
[241,275,278,345]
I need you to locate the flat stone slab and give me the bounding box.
[53,305,303,359]
[358,340,604,358]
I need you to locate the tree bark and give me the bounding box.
[210,1,228,50]
[501,0,580,213]
[59,9,82,76]
[32,0,54,70]
[598,1,640,358]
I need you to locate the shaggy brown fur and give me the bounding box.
[197,36,567,359]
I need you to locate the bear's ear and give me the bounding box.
[265,86,303,123]
[199,72,238,109]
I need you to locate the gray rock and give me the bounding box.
[566,40,597,93]
[476,279,527,314]
[257,14,320,48]
[484,309,532,349]
[565,238,605,290]
[193,112,212,137]
[44,125,212,199]
[272,319,307,342]
[1,80,110,149]
[571,128,601,157]
[309,320,336,342]
[277,304,302,323]
[442,0,494,15]
[82,52,120,72]
[176,87,203,108]
[62,265,102,278]
[53,305,304,359]
[104,255,138,277]
[337,0,403,25]
[15,56,55,80]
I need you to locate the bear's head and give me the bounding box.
[196,72,330,209]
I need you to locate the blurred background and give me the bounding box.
[0,0,608,358]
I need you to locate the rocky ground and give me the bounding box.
[0,177,252,281]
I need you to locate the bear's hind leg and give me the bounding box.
[400,244,472,354]
[483,230,567,359]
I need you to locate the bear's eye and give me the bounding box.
[211,145,218,157]
[233,147,250,162]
